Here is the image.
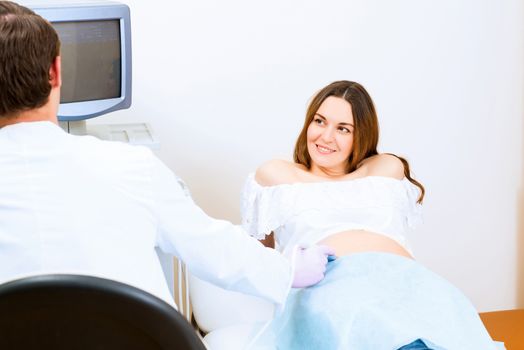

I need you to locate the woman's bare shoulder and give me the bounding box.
[359,154,405,179]
[255,159,302,186]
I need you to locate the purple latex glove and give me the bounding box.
[291,245,336,288]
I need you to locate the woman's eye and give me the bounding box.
[338,127,351,134]
[314,118,325,125]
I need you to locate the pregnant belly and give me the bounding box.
[318,230,413,259]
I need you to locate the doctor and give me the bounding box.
[0,1,333,308]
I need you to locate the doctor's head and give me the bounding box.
[0,1,61,122]
[294,80,379,176]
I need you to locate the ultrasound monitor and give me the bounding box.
[25,1,132,121]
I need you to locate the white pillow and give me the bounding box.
[203,323,275,350]
[189,275,274,333]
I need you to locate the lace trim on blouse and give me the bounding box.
[240,173,423,240]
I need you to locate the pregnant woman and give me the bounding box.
[241,80,496,349]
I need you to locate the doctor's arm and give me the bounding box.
[150,158,331,305]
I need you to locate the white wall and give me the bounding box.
[94,0,524,312]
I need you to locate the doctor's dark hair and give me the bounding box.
[293,80,425,203]
[0,1,60,118]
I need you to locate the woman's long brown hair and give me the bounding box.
[293,80,425,203]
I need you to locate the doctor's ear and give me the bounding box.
[49,56,62,88]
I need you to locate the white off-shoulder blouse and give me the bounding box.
[241,173,423,255]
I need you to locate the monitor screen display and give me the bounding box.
[54,20,121,103]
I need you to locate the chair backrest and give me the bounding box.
[0,274,207,350]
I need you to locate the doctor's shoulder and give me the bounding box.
[74,134,156,169]
[254,159,302,187]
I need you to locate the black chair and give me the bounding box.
[0,274,207,350]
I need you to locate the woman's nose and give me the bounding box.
[321,127,335,143]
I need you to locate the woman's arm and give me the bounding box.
[359,154,405,179]
[360,153,425,203]
[255,159,298,186]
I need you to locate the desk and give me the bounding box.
[480,309,524,350]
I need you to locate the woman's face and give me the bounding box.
[306,96,354,177]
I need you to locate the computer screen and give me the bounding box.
[56,20,121,104]
[24,1,132,121]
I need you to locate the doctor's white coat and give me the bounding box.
[0,121,291,307]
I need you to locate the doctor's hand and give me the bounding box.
[291,245,336,288]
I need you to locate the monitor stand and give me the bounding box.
[58,120,159,149]
[59,120,87,136]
